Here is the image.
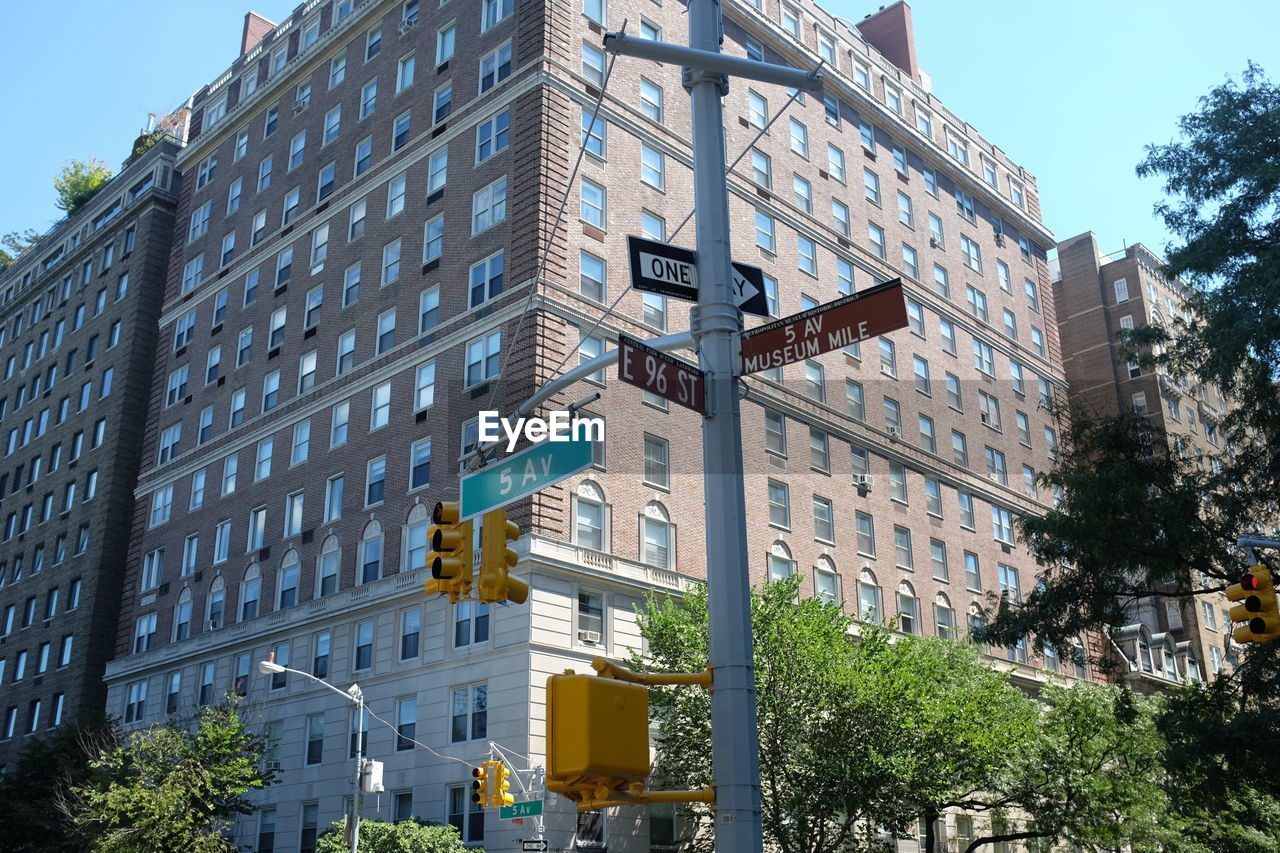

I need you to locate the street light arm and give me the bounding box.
[257,661,362,706]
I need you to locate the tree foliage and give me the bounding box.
[66,700,275,853]
[634,578,1177,853]
[315,819,476,853]
[0,228,42,268]
[54,157,113,217]
[0,715,116,853]
[978,64,1280,682]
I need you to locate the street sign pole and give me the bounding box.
[686,2,763,850]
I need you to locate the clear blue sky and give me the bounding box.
[2,0,1275,260]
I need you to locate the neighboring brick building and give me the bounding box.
[101,1,1085,849]
[0,138,180,769]
[1053,232,1236,688]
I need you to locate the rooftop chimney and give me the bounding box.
[241,11,276,56]
[856,1,921,84]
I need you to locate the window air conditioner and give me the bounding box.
[928,237,940,249]
[853,473,873,488]
[205,619,220,631]
[578,630,601,644]
[886,426,901,438]
[293,99,309,114]
[399,18,418,34]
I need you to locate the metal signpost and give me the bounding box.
[617,334,707,415]
[740,279,909,374]
[607,4,822,850]
[459,438,594,522]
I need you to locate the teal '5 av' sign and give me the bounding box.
[459,438,594,522]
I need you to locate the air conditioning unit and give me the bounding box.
[853,473,874,488]
[293,98,309,114]
[980,412,993,426]
[988,472,1003,482]
[399,18,418,34]
[205,619,221,631]
[578,630,601,644]
[880,365,895,377]
[266,760,282,771]
[886,426,901,439]
[994,233,1007,247]
[928,237,940,249]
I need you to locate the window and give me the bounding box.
[748,90,768,129]
[475,110,509,162]
[640,78,663,122]
[788,118,809,157]
[479,42,512,92]
[868,223,886,258]
[366,457,386,506]
[641,144,665,190]
[451,684,487,742]
[809,428,830,471]
[992,506,1016,544]
[889,462,908,503]
[247,506,267,552]
[797,235,817,276]
[582,42,605,85]
[448,787,485,845]
[857,569,881,621]
[331,401,350,446]
[1113,279,1129,303]
[831,199,850,236]
[813,497,834,543]
[767,480,790,528]
[471,178,508,234]
[755,211,776,253]
[768,542,794,582]
[465,330,502,386]
[863,169,881,205]
[580,177,605,228]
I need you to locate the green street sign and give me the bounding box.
[501,799,544,819]
[460,438,594,522]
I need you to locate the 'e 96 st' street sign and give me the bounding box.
[739,279,908,374]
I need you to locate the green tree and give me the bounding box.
[315,819,476,853]
[634,577,1039,853]
[54,157,113,217]
[0,715,116,852]
[0,228,42,268]
[67,699,275,853]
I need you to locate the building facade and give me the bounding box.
[1053,232,1236,689]
[101,1,1085,850]
[0,139,181,769]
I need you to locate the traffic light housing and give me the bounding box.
[494,761,514,807]
[471,763,490,808]
[424,502,473,603]
[546,669,651,809]
[479,510,529,605]
[1227,565,1280,643]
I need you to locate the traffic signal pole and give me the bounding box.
[606,3,820,849]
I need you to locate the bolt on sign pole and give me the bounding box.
[686,1,764,849]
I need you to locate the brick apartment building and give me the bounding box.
[1053,232,1237,688]
[99,0,1089,849]
[0,139,180,769]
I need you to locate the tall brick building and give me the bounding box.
[1053,232,1236,688]
[101,1,1085,849]
[0,139,180,769]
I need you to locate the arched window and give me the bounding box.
[361,521,383,584]
[640,502,673,569]
[1185,653,1201,683]
[405,504,430,571]
[813,556,838,604]
[277,550,300,609]
[857,569,881,622]
[968,604,985,646]
[173,587,193,642]
[767,541,794,582]
[1137,632,1154,673]
[1043,642,1060,672]
[933,592,954,639]
[896,581,919,635]
[316,536,340,597]
[240,564,261,622]
[206,576,225,629]
[573,481,608,551]
[1160,639,1179,681]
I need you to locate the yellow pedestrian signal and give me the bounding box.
[479,510,528,605]
[425,502,473,603]
[494,761,515,807]
[546,657,714,812]
[471,763,490,808]
[1227,565,1280,643]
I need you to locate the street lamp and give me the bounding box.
[258,656,366,853]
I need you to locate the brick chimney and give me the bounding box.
[241,11,276,56]
[856,1,921,84]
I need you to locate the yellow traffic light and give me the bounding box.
[1227,565,1280,643]
[494,761,514,807]
[471,763,490,808]
[479,510,528,605]
[425,502,473,603]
